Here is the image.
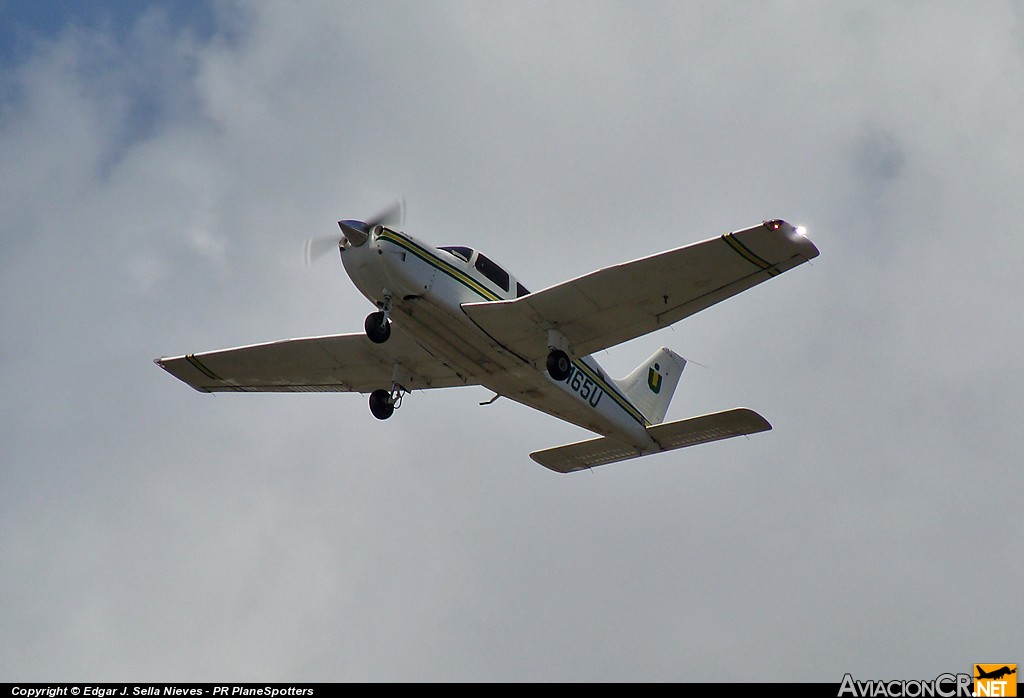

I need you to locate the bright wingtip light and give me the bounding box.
[795,225,808,237]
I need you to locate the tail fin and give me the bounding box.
[615,347,686,425]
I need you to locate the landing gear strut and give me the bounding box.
[546,349,571,381]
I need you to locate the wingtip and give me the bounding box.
[734,407,773,433]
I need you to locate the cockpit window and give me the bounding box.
[474,253,510,292]
[439,246,473,263]
[516,282,530,297]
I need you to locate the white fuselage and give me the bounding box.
[340,227,657,452]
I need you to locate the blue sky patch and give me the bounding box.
[0,0,217,65]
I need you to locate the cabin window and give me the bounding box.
[474,253,510,292]
[439,246,473,263]
[516,282,530,297]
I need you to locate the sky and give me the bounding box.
[1,0,1022,683]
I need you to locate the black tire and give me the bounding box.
[546,350,572,381]
[368,389,395,420]
[364,311,392,344]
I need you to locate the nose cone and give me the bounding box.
[338,219,370,246]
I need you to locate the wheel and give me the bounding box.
[546,349,572,381]
[368,389,395,420]
[364,311,392,344]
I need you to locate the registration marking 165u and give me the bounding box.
[565,364,603,408]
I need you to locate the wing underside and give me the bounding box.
[155,327,474,394]
[462,220,818,362]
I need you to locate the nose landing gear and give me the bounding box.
[364,295,393,344]
[364,312,391,343]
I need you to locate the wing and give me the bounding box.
[155,325,474,393]
[462,220,818,361]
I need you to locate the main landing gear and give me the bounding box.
[369,383,406,420]
[546,349,571,381]
[369,361,409,421]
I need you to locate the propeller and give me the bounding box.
[364,198,405,231]
[304,198,406,265]
[304,235,343,265]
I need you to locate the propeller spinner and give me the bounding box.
[304,199,405,265]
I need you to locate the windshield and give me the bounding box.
[439,246,473,262]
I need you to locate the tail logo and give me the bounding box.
[647,363,663,394]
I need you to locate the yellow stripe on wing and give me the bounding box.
[722,232,780,277]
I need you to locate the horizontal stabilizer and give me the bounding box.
[529,408,771,473]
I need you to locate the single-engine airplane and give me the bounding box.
[156,205,819,472]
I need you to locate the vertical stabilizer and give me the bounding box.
[615,347,686,425]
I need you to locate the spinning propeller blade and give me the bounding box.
[365,198,405,230]
[304,235,342,265]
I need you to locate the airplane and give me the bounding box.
[155,204,819,472]
[976,666,1017,681]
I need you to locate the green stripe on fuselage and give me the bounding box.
[378,229,648,427]
[572,357,650,427]
[378,229,500,300]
